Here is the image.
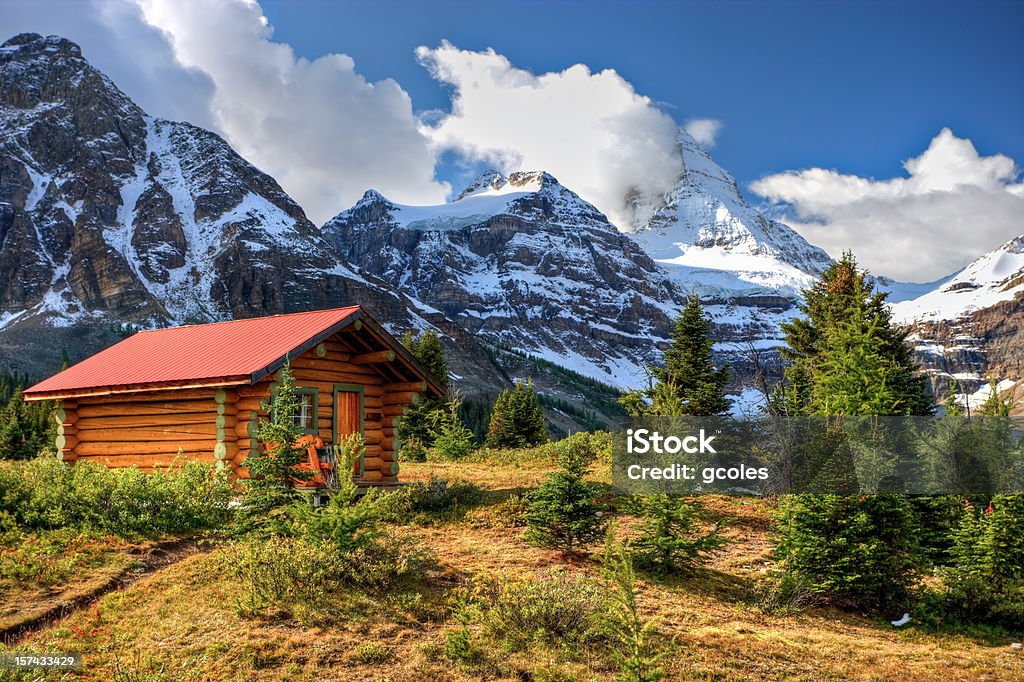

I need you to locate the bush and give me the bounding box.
[524,436,606,553]
[627,495,726,577]
[372,477,485,523]
[775,494,924,609]
[335,529,432,589]
[479,570,606,651]
[0,455,233,537]
[944,494,1024,628]
[221,535,341,623]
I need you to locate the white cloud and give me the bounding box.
[683,118,722,148]
[416,41,682,229]
[134,0,448,224]
[751,128,1024,282]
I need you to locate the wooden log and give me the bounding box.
[57,450,77,464]
[63,388,220,404]
[382,392,420,406]
[290,357,374,374]
[54,406,79,424]
[213,442,239,462]
[381,405,410,417]
[236,383,273,398]
[216,401,238,417]
[362,396,383,408]
[76,401,217,418]
[358,469,384,483]
[235,398,268,413]
[215,414,237,430]
[351,350,395,365]
[76,453,215,469]
[75,441,218,456]
[291,372,384,388]
[214,389,237,405]
[76,413,216,431]
[235,417,259,439]
[77,425,221,441]
[362,429,383,445]
[383,381,427,393]
[362,456,385,472]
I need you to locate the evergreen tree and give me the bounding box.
[620,295,729,417]
[772,252,932,610]
[243,363,312,518]
[399,329,472,459]
[774,252,931,417]
[524,436,605,552]
[486,379,548,448]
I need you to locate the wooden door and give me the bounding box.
[335,389,362,475]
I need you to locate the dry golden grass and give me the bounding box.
[11,460,1024,681]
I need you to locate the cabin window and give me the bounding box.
[293,388,319,435]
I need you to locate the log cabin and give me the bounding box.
[22,306,445,487]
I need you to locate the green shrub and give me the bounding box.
[480,570,606,651]
[0,529,125,586]
[466,431,611,467]
[352,642,392,664]
[372,477,484,523]
[399,436,428,463]
[242,363,312,517]
[466,492,530,529]
[775,494,924,609]
[524,436,606,553]
[945,494,1024,628]
[0,455,233,537]
[336,529,432,589]
[628,495,726,577]
[221,535,341,623]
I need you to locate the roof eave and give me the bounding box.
[22,376,253,402]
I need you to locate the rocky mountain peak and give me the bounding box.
[453,170,507,201]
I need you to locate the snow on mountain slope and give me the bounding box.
[630,130,833,299]
[323,171,685,388]
[887,235,1024,405]
[890,236,1024,323]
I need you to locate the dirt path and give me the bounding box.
[1,536,211,645]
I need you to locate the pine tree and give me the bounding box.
[620,295,729,417]
[243,363,312,518]
[774,252,931,417]
[486,379,548,448]
[772,252,932,610]
[524,436,605,552]
[399,329,471,458]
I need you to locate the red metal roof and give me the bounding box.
[24,307,363,398]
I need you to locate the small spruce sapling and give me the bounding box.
[524,435,605,552]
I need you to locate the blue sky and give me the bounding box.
[3,0,1023,280]
[260,0,1024,192]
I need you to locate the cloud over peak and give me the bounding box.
[751,129,1024,281]
[416,41,682,228]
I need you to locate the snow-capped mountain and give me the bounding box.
[887,235,1024,409]
[0,33,501,392]
[322,171,685,387]
[630,130,833,298]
